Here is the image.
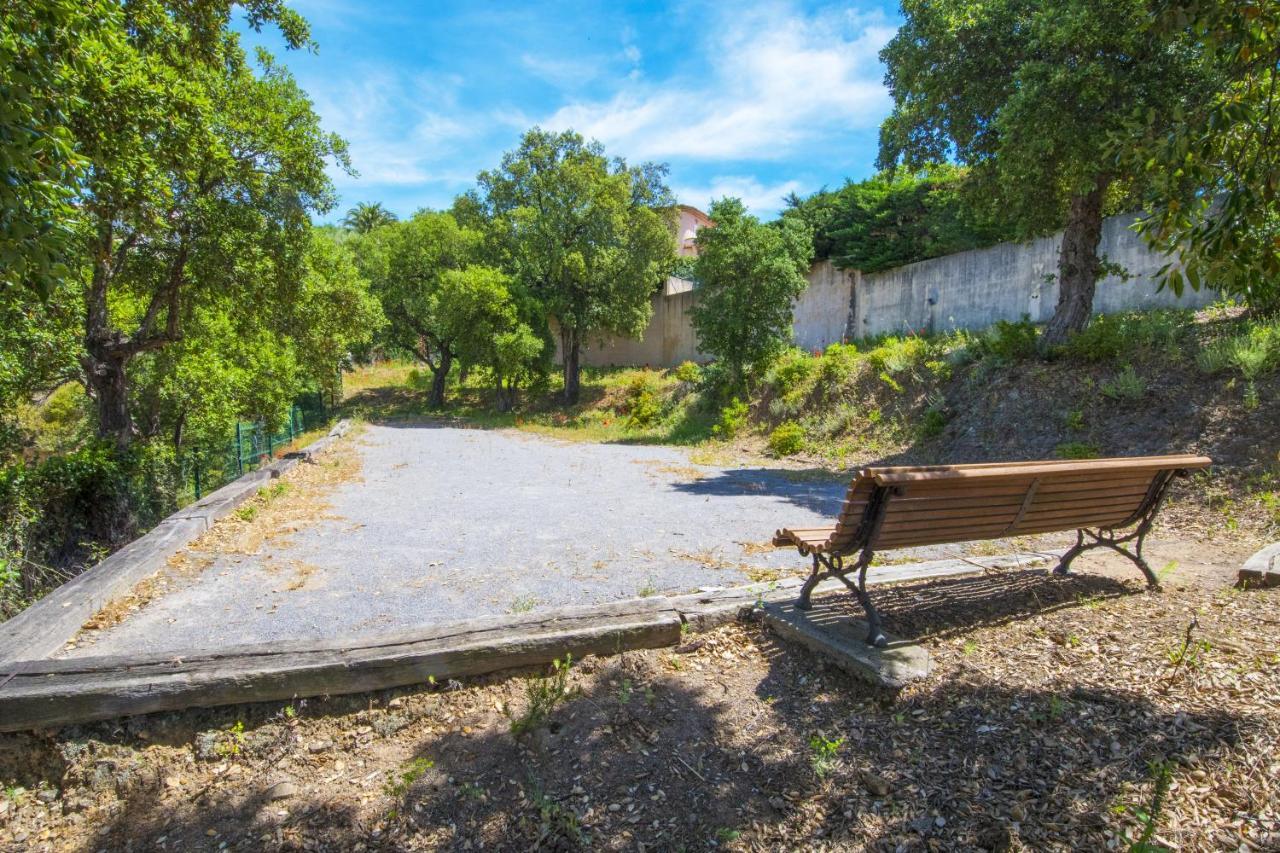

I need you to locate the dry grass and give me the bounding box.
[65,431,364,651]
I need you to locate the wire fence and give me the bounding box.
[184,395,329,500]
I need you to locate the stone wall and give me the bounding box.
[575,212,1218,367]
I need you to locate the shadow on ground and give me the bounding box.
[0,570,1260,851]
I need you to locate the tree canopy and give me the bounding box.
[342,202,399,234]
[782,165,1015,273]
[472,128,676,403]
[1126,0,1280,311]
[878,0,1207,346]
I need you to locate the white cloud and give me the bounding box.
[302,67,484,188]
[543,3,895,162]
[672,175,805,217]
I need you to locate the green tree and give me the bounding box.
[1125,1,1280,311]
[370,211,479,407]
[474,128,676,404]
[690,198,814,384]
[342,202,398,234]
[783,165,1014,272]
[57,8,346,449]
[290,230,385,408]
[878,0,1205,347]
[0,0,311,300]
[435,266,546,411]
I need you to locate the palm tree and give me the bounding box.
[342,202,398,233]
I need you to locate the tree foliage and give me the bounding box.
[0,1,312,300]
[361,211,479,407]
[0,3,382,594]
[782,165,1014,273]
[473,128,676,404]
[1125,1,1280,311]
[878,0,1206,346]
[342,202,398,234]
[691,198,814,384]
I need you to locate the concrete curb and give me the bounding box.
[760,601,932,689]
[0,419,353,663]
[1238,542,1280,589]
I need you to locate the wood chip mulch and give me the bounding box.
[1,562,1276,852]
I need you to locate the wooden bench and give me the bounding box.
[772,454,1211,647]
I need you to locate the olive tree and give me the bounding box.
[474,128,676,404]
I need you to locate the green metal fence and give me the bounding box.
[186,399,327,500]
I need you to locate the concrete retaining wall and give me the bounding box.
[575,212,1218,367]
[850,212,1218,339]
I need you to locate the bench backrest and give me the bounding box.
[829,455,1211,553]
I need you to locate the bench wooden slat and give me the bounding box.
[890,474,1160,501]
[863,454,1208,475]
[878,507,1143,540]
[881,490,1152,523]
[871,455,1210,485]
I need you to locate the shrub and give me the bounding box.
[672,361,702,384]
[917,406,947,439]
[766,348,818,395]
[1055,441,1100,460]
[1099,365,1146,400]
[764,349,820,418]
[1065,310,1189,363]
[1197,318,1280,380]
[619,372,664,429]
[866,335,931,374]
[818,342,860,385]
[712,398,750,439]
[768,422,806,456]
[971,317,1039,362]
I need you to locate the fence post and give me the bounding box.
[194,458,202,500]
[235,423,243,476]
[267,432,274,460]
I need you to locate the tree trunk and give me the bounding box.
[84,345,134,452]
[428,349,452,409]
[1042,179,1109,349]
[494,379,515,413]
[561,326,581,406]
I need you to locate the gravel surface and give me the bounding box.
[68,425,968,657]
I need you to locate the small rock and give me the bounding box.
[194,732,222,761]
[373,715,409,737]
[308,740,333,754]
[859,770,891,797]
[64,797,91,815]
[266,781,299,801]
[909,815,933,835]
[388,697,405,709]
[36,789,58,804]
[164,776,182,789]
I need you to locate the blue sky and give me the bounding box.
[244,1,902,222]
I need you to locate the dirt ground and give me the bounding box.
[1,535,1275,852]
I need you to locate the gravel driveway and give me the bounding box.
[67,424,972,657]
